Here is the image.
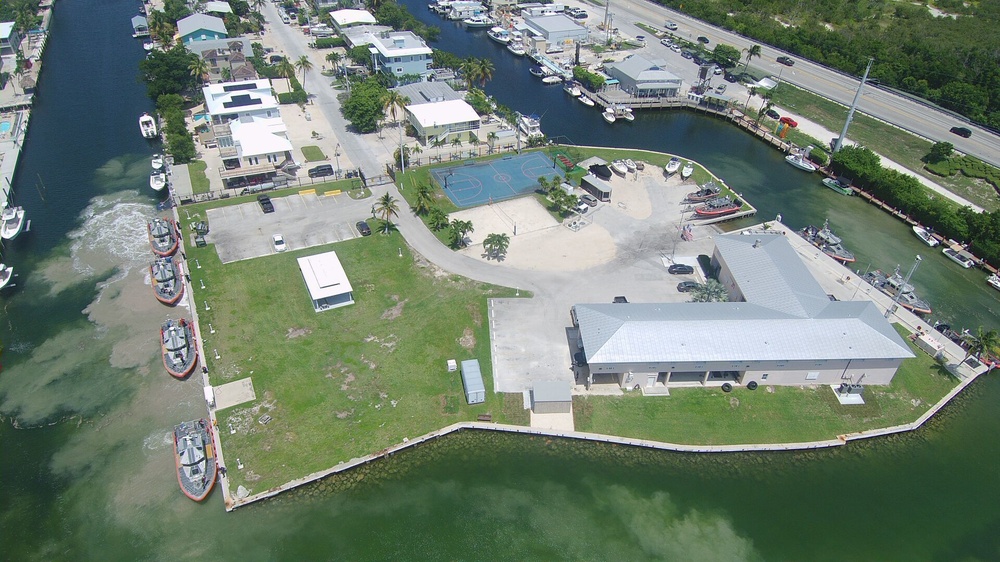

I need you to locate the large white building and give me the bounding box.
[328,9,377,34]
[603,55,683,98]
[405,99,482,146]
[572,234,914,393]
[347,30,433,79]
[523,14,589,46]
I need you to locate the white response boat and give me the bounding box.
[150,170,166,192]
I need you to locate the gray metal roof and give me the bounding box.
[460,359,486,393]
[177,14,228,38]
[532,380,572,402]
[392,81,462,106]
[525,14,587,33]
[605,55,681,84]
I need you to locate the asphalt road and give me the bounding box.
[605,0,999,166]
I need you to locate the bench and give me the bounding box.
[477,414,492,422]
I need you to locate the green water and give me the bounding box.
[2,1,999,560]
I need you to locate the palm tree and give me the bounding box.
[409,142,423,165]
[690,279,729,302]
[382,90,410,172]
[295,55,314,90]
[250,0,266,13]
[742,44,762,73]
[428,207,449,231]
[374,192,400,234]
[277,59,296,90]
[486,131,498,154]
[460,57,480,91]
[962,326,1000,365]
[449,219,474,248]
[189,57,210,84]
[326,51,342,75]
[476,58,494,87]
[413,183,434,215]
[483,233,510,260]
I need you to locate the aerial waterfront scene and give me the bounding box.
[2,0,1000,559]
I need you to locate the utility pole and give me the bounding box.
[833,58,874,153]
[603,1,612,44]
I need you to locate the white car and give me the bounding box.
[660,38,672,47]
[665,21,678,31]
[272,234,287,252]
[670,44,682,53]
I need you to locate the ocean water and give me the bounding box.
[1,1,998,560]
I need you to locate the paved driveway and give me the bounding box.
[205,191,373,263]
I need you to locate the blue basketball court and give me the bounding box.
[431,152,565,208]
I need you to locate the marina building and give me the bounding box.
[572,234,914,393]
[522,14,589,45]
[405,99,482,146]
[602,55,683,98]
[176,13,228,45]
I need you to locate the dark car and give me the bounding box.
[308,164,334,178]
[257,194,274,213]
[356,220,371,236]
[765,109,780,119]
[668,264,695,275]
[613,296,629,303]
[950,126,972,138]
[677,281,701,292]
[777,56,795,66]
[697,36,710,44]
[723,72,738,83]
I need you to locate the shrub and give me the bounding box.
[278,90,308,104]
[313,37,346,49]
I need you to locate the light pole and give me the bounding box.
[885,255,922,319]
[334,143,341,178]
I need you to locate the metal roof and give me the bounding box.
[605,55,681,85]
[524,14,588,34]
[297,251,354,301]
[177,14,228,39]
[406,99,481,127]
[533,380,572,402]
[392,81,462,106]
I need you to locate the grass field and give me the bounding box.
[300,145,327,162]
[188,160,210,195]
[183,222,521,492]
[573,325,958,444]
[771,84,999,211]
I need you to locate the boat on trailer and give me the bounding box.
[664,157,681,176]
[680,161,694,180]
[694,196,742,218]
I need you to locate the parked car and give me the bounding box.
[613,296,629,303]
[664,20,678,31]
[575,201,589,214]
[356,220,371,236]
[713,66,724,75]
[308,164,334,178]
[777,56,795,66]
[715,84,727,94]
[668,263,694,275]
[272,233,286,252]
[670,44,682,53]
[780,116,798,128]
[697,36,710,44]
[950,126,972,138]
[765,109,780,119]
[677,281,701,292]
[257,194,274,213]
[581,194,599,207]
[660,38,672,47]
[723,71,738,83]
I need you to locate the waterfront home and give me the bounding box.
[350,30,433,79]
[189,38,257,83]
[0,22,22,57]
[392,81,463,106]
[202,1,234,15]
[329,9,377,35]
[602,55,683,98]
[131,15,149,38]
[572,234,914,393]
[176,14,229,45]
[522,14,589,45]
[405,99,482,146]
[219,116,294,189]
[203,79,279,124]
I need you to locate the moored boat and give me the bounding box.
[151,257,184,306]
[486,26,510,44]
[161,318,198,379]
[799,220,856,263]
[610,160,627,177]
[785,149,817,172]
[577,95,595,107]
[148,218,179,257]
[0,204,26,240]
[821,177,852,195]
[601,108,616,124]
[864,268,932,315]
[615,106,635,122]
[150,170,166,191]
[528,66,545,77]
[685,182,721,202]
[664,157,681,176]
[139,112,158,139]
[0,263,13,290]
[988,274,1000,292]
[462,15,493,28]
[694,196,742,217]
[541,75,562,85]
[680,162,694,180]
[943,247,976,269]
[912,225,939,247]
[151,153,164,170]
[506,41,526,56]
[173,419,217,501]
[517,113,543,139]
[563,81,581,96]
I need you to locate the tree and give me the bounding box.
[326,51,342,75]
[382,90,410,171]
[711,44,741,69]
[413,183,434,215]
[138,45,200,100]
[476,58,494,87]
[342,77,388,133]
[742,44,762,73]
[962,327,1000,365]
[483,233,510,260]
[926,141,954,163]
[374,192,400,234]
[690,279,728,302]
[295,55,314,90]
[486,131,498,154]
[460,57,480,91]
[427,207,449,231]
[449,219,474,248]
[189,57,210,84]
[276,59,296,90]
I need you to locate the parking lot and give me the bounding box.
[204,190,375,263]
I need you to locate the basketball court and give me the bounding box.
[431,152,566,208]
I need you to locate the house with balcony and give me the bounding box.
[0,22,22,57]
[176,13,228,45]
[602,55,683,98]
[405,99,482,146]
[329,9,377,34]
[350,30,433,80]
[187,38,257,83]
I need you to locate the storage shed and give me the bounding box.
[460,359,486,404]
[297,251,355,312]
[580,173,612,202]
[531,381,572,414]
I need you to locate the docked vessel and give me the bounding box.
[943,247,976,268]
[161,318,198,379]
[517,113,543,139]
[911,225,939,247]
[148,218,179,257]
[785,149,816,172]
[528,66,546,77]
[577,95,595,107]
[601,108,616,124]
[680,161,694,180]
[151,257,184,306]
[799,220,856,263]
[506,37,526,56]
[988,274,1000,292]
[563,81,581,97]
[614,106,635,122]
[0,204,26,240]
[173,419,217,501]
[685,182,722,202]
[0,263,14,290]
[151,153,164,170]
[139,112,158,139]
[694,196,742,218]
[821,177,852,195]
[150,170,166,191]
[462,15,493,28]
[664,157,681,176]
[864,268,932,315]
[486,26,510,44]
[541,75,562,85]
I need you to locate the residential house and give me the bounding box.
[329,9,377,35]
[405,99,482,146]
[602,54,682,98]
[176,13,228,45]
[0,22,22,57]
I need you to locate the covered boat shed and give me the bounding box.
[297,251,355,312]
[580,173,612,202]
[460,359,486,404]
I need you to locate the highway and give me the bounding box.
[606,0,1000,166]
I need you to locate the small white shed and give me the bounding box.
[460,359,486,404]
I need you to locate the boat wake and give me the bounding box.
[67,193,157,279]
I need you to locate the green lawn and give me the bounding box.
[771,84,999,211]
[301,145,327,162]
[183,221,521,492]
[574,325,958,445]
[188,160,210,195]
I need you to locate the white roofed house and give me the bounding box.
[328,9,378,35]
[602,55,683,98]
[0,22,23,57]
[572,234,914,394]
[355,30,433,80]
[405,99,482,147]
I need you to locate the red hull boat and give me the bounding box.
[694,197,742,217]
